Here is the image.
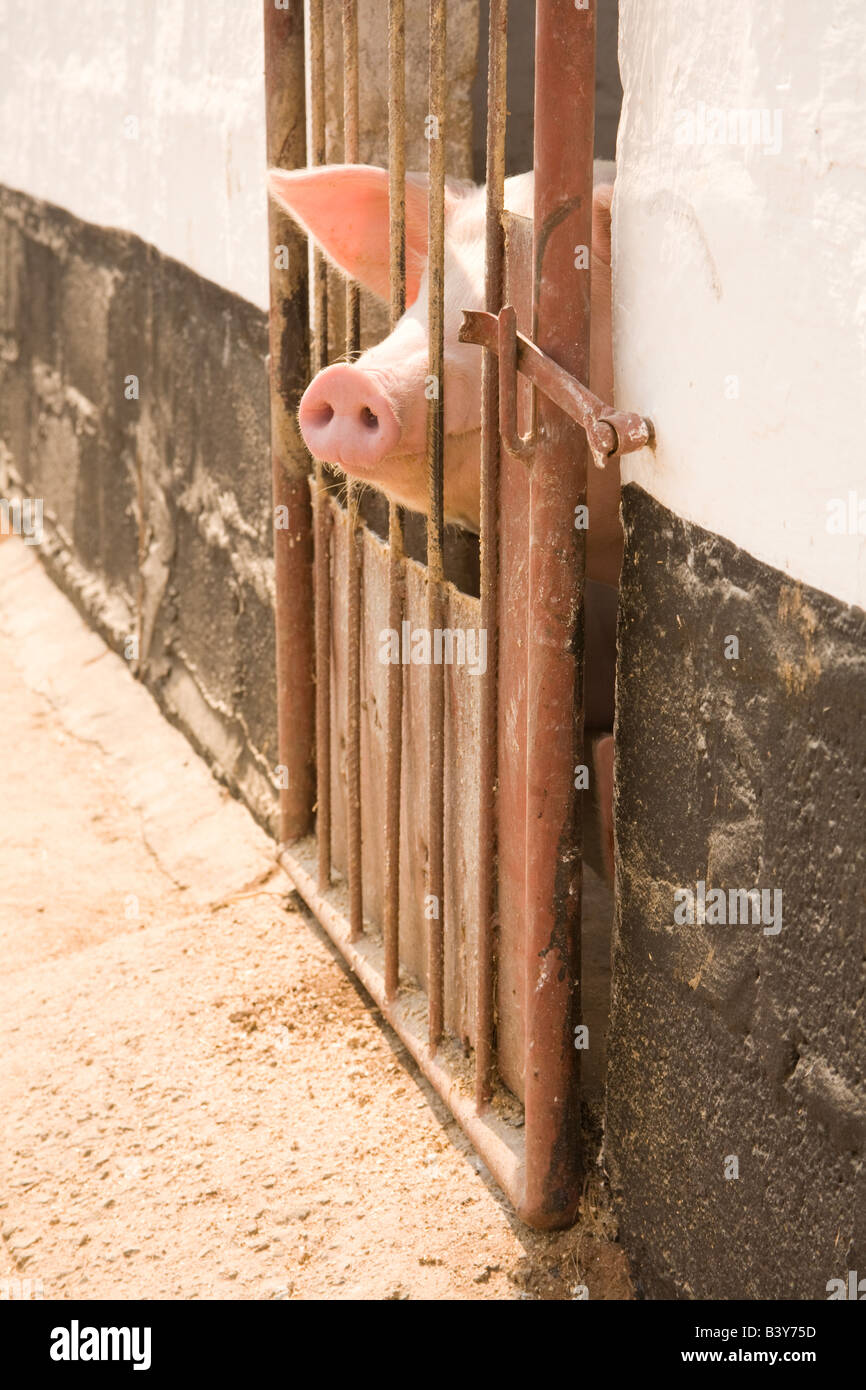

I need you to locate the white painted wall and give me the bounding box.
[0,0,269,309]
[614,0,866,611]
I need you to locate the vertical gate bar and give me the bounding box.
[475,0,507,1107]
[343,0,364,941]
[343,0,362,356]
[308,0,329,378]
[426,0,446,1049]
[308,0,332,888]
[264,0,316,846]
[384,0,407,1000]
[521,0,594,1227]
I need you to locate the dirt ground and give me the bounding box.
[0,537,633,1301]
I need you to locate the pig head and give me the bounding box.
[267,162,614,536]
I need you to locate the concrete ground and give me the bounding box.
[0,537,632,1301]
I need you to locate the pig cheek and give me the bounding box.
[442,364,482,438]
[397,383,430,456]
[367,455,429,516]
[448,428,481,498]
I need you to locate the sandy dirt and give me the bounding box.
[0,537,633,1301]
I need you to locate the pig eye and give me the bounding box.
[360,406,379,430]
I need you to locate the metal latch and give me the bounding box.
[459,305,654,470]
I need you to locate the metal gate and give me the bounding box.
[266,0,651,1229]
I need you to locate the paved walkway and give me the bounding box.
[0,538,631,1300]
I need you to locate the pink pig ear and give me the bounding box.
[267,163,430,305]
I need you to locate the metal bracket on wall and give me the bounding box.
[459,305,655,469]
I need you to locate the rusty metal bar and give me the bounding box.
[491,304,535,460]
[343,0,362,357]
[426,0,446,1050]
[475,0,507,1108]
[384,0,407,1000]
[308,0,329,377]
[520,0,595,1229]
[308,0,332,888]
[460,307,655,465]
[343,0,364,941]
[264,0,316,846]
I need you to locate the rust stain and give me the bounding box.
[777,583,821,694]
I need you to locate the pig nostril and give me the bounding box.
[307,402,334,427]
[360,406,379,431]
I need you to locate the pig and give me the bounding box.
[268,161,618,879]
[267,162,620,579]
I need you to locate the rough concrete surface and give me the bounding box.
[0,187,285,836]
[0,538,632,1301]
[607,485,866,1300]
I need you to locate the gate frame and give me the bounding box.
[267,0,652,1229]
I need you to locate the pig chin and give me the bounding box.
[340,449,427,513]
[332,428,482,534]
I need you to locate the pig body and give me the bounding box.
[268,162,622,587]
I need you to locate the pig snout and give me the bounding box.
[298,363,401,472]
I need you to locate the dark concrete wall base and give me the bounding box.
[607,483,866,1299]
[0,186,295,835]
